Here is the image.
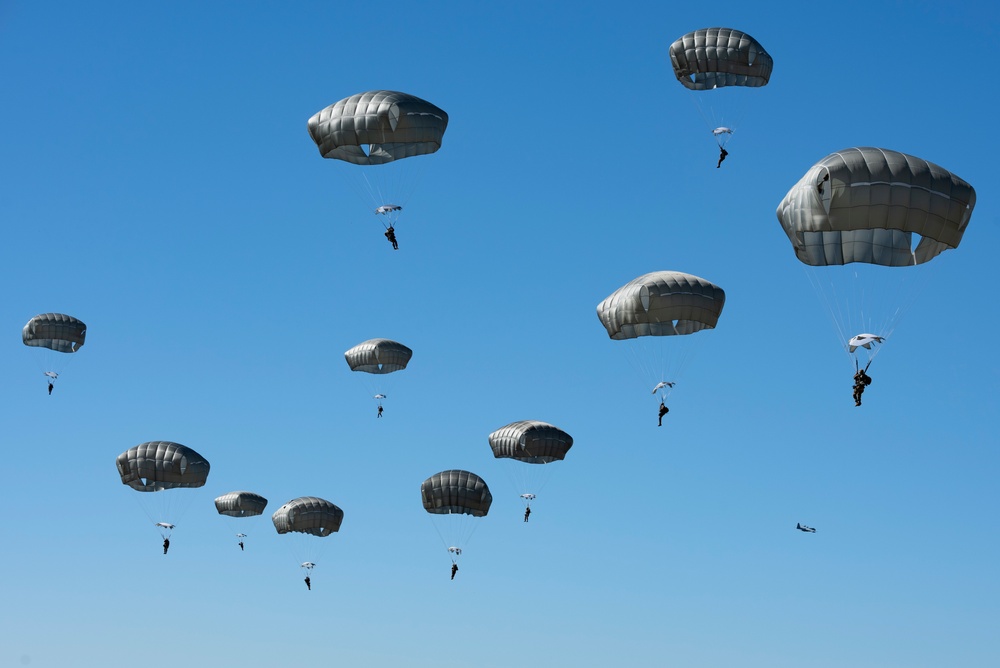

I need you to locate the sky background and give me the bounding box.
[1,2,998,667]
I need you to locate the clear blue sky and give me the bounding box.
[2,2,998,667]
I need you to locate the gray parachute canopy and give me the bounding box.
[669,27,773,91]
[776,147,977,267]
[421,470,493,517]
[116,442,211,492]
[272,497,344,537]
[22,313,87,353]
[488,421,574,464]
[307,90,448,166]
[214,491,269,518]
[344,338,412,374]
[597,271,726,340]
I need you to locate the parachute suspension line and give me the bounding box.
[126,488,198,540]
[685,89,752,149]
[496,459,558,506]
[425,512,484,563]
[804,263,932,371]
[617,332,707,402]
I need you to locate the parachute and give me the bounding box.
[776,147,976,371]
[597,271,725,403]
[272,496,344,576]
[421,470,492,564]
[215,491,268,517]
[272,496,344,537]
[489,421,573,513]
[668,28,772,148]
[22,313,87,388]
[344,338,412,409]
[307,90,448,231]
[116,441,210,539]
[215,491,268,549]
[848,334,884,354]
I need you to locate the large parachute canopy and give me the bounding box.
[488,421,573,465]
[345,338,412,406]
[344,338,413,374]
[307,90,448,166]
[597,271,725,340]
[116,441,211,492]
[776,147,976,267]
[669,28,772,91]
[215,491,268,518]
[421,470,493,517]
[776,147,975,372]
[597,271,725,402]
[272,497,344,537]
[22,313,87,353]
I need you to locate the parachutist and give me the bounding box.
[658,402,669,426]
[796,523,817,533]
[717,147,729,168]
[304,576,311,591]
[377,404,383,418]
[523,506,531,523]
[852,369,872,406]
[450,563,458,580]
[48,382,54,395]
[238,541,244,551]
[162,538,170,555]
[385,226,398,250]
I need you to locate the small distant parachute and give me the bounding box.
[597,271,726,340]
[272,497,344,537]
[344,338,412,374]
[345,338,412,408]
[23,313,87,387]
[421,470,492,564]
[669,28,772,147]
[273,496,344,578]
[489,421,573,514]
[597,271,725,403]
[777,147,975,371]
[307,90,448,231]
[116,441,211,539]
[215,491,268,549]
[488,421,574,464]
[421,470,492,517]
[215,491,268,517]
